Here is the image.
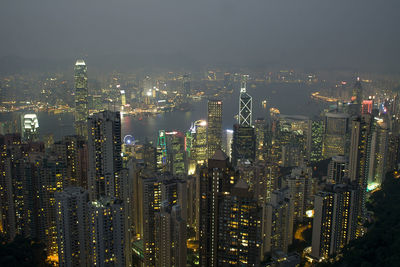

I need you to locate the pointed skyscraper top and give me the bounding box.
[211,149,228,161]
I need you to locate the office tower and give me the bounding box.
[87,111,122,199]
[156,130,168,173]
[207,100,223,159]
[89,197,127,267]
[310,119,324,162]
[199,150,237,267]
[262,189,294,257]
[191,120,207,164]
[120,90,126,106]
[239,75,252,127]
[155,203,187,267]
[231,123,256,166]
[311,184,358,260]
[349,115,373,232]
[362,99,373,115]
[254,118,268,160]
[278,115,312,160]
[217,180,262,266]
[322,112,349,159]
[166,131,187,175]
[328,155,349,184]
[21,113,39,141]
[166,131,186,175]
[352,77,363,104]
[223,129,233,159]
[183,73,191,97]
[74,59,89,138]
[237,160,280,204]
[55,187,90,267]
[143,141,157,172]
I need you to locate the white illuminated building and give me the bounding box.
[22,113,39,141]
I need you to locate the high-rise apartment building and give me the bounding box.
[89,197,128,267]
[349,115,373,231]
[328,155,348,184]
[262,189,294,256]
[217,180,262,266]
[55,187,90,267]
[199,150,237,267]
[154,203,187,267]
[311,184,358,260]
[87,111,122,200]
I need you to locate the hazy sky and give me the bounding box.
[1,0,399,71]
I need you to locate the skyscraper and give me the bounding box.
[191,120,208,164]
[328,155,349,184]
[87,111,122,200]
[74,59,89,139]
[322,112,349,159]
[349,115,373,232]
[154,203,187,267]
[207,100,222,159]
[262,189,294,256]
[89,197,128,267]
[231,123,256,166]
[199,150,237,267]
[21,113,39,142]
[352,77,363,104]
[311,184,358,260]
[239,75,252,127]
[55,187,90,267]
[217,180,262,266]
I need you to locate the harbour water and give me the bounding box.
[3,82,327,143]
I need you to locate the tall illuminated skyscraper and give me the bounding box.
[74,59,89,139]
[207,100,222,159]
[239,75,252,127]
[191,120,208,164]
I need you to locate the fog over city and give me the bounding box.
[1,0,400,71]
[1,1,400,266]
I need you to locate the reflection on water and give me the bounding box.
[1,83,327,142]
